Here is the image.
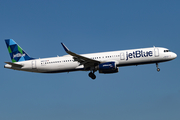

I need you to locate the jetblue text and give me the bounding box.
[126,50,153,60]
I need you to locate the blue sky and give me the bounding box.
[0,0,180,120]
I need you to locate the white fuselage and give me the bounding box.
[4,47,177,73]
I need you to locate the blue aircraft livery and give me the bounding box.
[4,39,177,80]
[126,50,153,61]
[5,39,34,62]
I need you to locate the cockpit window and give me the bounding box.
[164,50,170,52]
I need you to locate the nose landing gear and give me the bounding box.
[88,72,96,80]
[157,68,160,72]
[156,63,160,72]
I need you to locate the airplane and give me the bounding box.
[4,39,177,79]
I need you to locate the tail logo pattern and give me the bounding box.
[5,39,33,62]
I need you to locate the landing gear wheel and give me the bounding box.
[88,72,96,80]
[156,63,160,72]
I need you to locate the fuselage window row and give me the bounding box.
[41,54,121,64]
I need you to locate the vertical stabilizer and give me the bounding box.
[5,39,34,63]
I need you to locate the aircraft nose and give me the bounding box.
[172,53,177,59]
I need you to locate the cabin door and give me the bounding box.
[154,48,159,57]
[32,60,36,69]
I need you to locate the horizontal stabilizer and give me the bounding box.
[5,62,23,67]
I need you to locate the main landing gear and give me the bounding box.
[88,72,96,80]
[156,63,160,72]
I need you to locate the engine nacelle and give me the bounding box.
[99,67,119,74]
[96,62,119,74]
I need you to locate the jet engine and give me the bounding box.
[96,62,119,74]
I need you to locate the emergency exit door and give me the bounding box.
[120,52,125,60]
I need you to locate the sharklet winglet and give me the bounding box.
[61,43,69,52]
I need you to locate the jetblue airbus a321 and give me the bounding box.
[4,39,177,79]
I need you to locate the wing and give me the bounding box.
[61,43,100,70]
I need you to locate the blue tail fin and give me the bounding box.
[5,39,34,63]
